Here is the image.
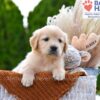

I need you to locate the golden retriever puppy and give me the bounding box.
[13,25,68,87]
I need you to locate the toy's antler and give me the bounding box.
[71,33,86,50]
[86,33,100,51]
[71,33,100,51]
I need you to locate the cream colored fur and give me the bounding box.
[13,25,68,87]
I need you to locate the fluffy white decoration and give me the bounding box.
[47,0,100,40]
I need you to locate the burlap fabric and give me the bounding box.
[0,70,85,100]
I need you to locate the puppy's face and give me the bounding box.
[30,26,68,57]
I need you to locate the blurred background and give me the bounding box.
[0,0,99,95]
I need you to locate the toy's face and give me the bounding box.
[64,46,91,69]
[64,45,81,69]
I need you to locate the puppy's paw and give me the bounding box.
[21,75,35,87]
[53,69,65,81]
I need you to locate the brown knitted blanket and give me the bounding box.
[0,70,85,100]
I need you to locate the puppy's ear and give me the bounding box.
[63,42,68,53]
[79,51,91,62]
[30,30,40,50]
[63,33,68,53]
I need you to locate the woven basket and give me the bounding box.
[0,70,86,100]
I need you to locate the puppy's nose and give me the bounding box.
[50,46,57,51]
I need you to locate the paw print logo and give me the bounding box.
[83,0,93,11]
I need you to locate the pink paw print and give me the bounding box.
[83,0,93,11]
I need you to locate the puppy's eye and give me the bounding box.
[43,37,49,41]
[58,39,62,43]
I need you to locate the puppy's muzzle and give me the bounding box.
[49,46,58,56]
